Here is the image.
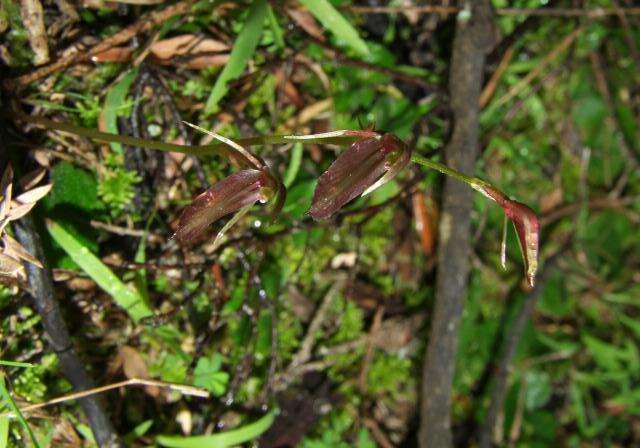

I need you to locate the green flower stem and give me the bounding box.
[23,116,356,158]
[411,153,492,193]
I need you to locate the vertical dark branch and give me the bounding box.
[13,217,122,448]
[419,3,495,448]
[478,248,567,447]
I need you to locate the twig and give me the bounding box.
[345,5,640,17]
[6,0,197,89]
[480,45,515,108]
[540,195,638,226]
[478,252,564,448]
[363,417,395,448]
[358,306,384,392]
[287,278,346,370]
[3,378,209,418]
[13,216,123,448]
[419,2,494,447]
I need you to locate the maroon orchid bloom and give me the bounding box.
[174,168,283,246]
[475,184,540,287]
[310,133,412,220]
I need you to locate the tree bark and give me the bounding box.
[418,3,495,447]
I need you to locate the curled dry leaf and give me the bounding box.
[286,6,326,42]
[150,34,230,69]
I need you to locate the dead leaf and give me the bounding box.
[90,46,134,63]
[14,184,53,205]
[286,7,325,42]
[151,34,229,60]
[412,191,438,256]
[18,168,47,190]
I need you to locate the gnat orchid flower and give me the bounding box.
[174,168,282,246]
[310,133,412,220]
[473,183,540,287]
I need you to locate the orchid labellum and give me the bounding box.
[310,132,412,220]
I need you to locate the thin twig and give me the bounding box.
[346,5,640,17]
[2,378,209,418]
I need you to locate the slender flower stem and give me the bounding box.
[20,116,357,158]
[411,153,491,192]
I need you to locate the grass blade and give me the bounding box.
[99,69,139,154]
[283,142,303,187]
[156,409,276,447]
[204,0,268,115]
[0,361,34,368]
[298,0,369,57]
[46,219,153,322]
[0,374,40,448]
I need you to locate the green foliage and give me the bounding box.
[46,219,153,322]
[156,410,276,447]
[45,162,102,213]
[298,0,369,57]
[205,0,268,114]
[193,353,229,396]
[97,167,141,216]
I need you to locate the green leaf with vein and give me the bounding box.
[299,0,369,57]
[100,68,139,153]
[156,409,277,447]
[205,0,268,115]
[46,219,153,322]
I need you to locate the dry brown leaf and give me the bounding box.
[7,202,36,222]
[90,46,134,63]
[18,168,47,190]
[286,7,325,42]
[14,183,53,204]
[151,34,229,60]
[3,234,43,268]
[119,346,150,379]
[0,253,25,281]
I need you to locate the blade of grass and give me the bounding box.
[299,0,369,57]
[267,5,285,50]
[23,115,359,155]
[283,142,303,187]
[0,374,40,448]
[156,409,277,448]
[204,0,268,115]
[0,361,34,368]
[0,412,7,448]
[46,219,153,322]
[99,69,139,154]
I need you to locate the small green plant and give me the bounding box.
[97,168,141,216]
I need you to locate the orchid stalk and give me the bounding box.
[21,116,539,285]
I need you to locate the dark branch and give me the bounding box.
[418,2,495,447]
[13,216,123,448]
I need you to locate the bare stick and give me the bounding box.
[346,5,640,17]
[2,378,209,418]
[419,2,495,447]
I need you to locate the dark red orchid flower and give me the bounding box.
[174,168,283,246]
[310,133,412,220]
[475,184,540,287]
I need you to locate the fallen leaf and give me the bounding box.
[150,34,229,60]
[286,7,325,42]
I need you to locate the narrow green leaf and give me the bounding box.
[283,142,303,187]
[46,219,153,322]
[266,5,284,50]
[100,69,139,153]
[156,410,277,448]
[0,374,40,448]
[299,0,369,57]
[204,0,268,115]
[0,360,34,368]
[0,413,8,448]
